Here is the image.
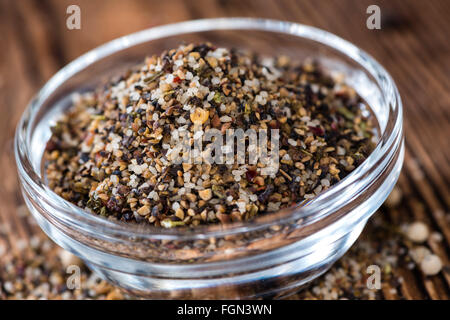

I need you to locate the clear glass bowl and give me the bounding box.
[15,18,404,299]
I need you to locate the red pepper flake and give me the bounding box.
[246,169,257,182]
[45,139,57,152]
[308,126,324,136]
[331,122,338,131]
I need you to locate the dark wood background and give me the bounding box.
[0,0,448,299]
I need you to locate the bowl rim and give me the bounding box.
[15,17,403,240]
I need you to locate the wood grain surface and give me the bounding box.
[0,0,448,299]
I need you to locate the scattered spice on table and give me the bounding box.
[0,231,125,300]
[44,42,375,227]
[1,197,446,300]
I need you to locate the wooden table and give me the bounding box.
[0,0,448,299]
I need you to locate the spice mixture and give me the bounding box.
[45,43,374,227]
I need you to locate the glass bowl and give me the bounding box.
[15,18,404,299]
